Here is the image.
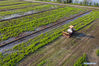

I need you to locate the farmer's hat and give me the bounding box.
[69,25,74,28]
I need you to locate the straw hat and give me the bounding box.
[69,25,74,28]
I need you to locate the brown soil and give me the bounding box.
[0,11,88,50]
[88,49,99,66]
[62,19,99,66]
[18,19,99,66]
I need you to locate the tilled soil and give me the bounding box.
[18,19,99,66]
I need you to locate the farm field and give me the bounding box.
[0,0,99,66]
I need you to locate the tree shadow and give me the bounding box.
[72,32,95,39]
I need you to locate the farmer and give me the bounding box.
[67,25,75,35]
[63,25,75,38]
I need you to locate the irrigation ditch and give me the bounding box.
[0,10,91,53]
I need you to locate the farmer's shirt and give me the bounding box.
[67,28,73,33]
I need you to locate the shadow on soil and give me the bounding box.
[72,32,95,39]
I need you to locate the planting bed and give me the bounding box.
[0,2,44,11]
[0,4,62,19]
[0,11,90,53]
[0,9,99,66]
[0,1,99,66]
[0,1,30,6]
[18,11,99,66]
[0,6,85,42]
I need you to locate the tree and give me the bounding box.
[83,0,88,5]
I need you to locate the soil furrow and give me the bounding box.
[0,7,63,22]
[0,11,91,53]
[0,4,45,12]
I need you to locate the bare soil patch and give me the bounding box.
[18,18,99,66]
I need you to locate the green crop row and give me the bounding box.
[0,6,69,29]
[0,10,98,66]
[74,54,88,66]
[37,60,47,66]
[0,7,84,41]
[0,1,18,4]
[0,4,61,17]
[0,1,29,6]
[0,7,83,29]
[0,2,43,11]
[96,49,99,56]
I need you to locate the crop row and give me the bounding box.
[74,54,87,66]
[0,6,66,28]
[0,1,18,4]
[0,7,84,41]
[0,2,43,11]
[37,60,47,66]
[0,7,65,29]
[0,10,98,66]
[0,1,29,6]
[96,49,99,56]
[0,4,61,17]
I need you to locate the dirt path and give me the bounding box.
[24,0,99,10]
[63,19,99,66]
[18,19,99,66]
[89,49,99,66]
